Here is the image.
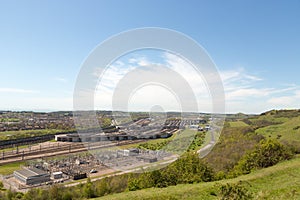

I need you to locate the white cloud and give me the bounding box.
[0,96,72,111]
[94,61,137,110]
[137,58,151,67]
[128,85,181,112]
[128,58,137,64]
[94,52,214,112]
[92,52,300,114]
[220,68,262,84]
[55,77,68,83]
[267,96,294,105]
[226,88,272,100]
[0,88,38,94]
[244,74,263,81]
[265,90,300,110]
[294,90,300,98]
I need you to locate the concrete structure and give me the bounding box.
[205,125,211,131]
[117,148,139,156]
[52,171,63,179]
[14,167,50,185]
[54,131,173,142]
[137,156,158,163]
[55,134,81,142]
[189,125,199,130]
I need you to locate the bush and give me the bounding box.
[188,131,205,151]
[204,126,262,173]
[165,152,214,183]
[83,178,96,198]
[127,179,141,191]
[233,139,294,175]
[217,181,253,200]
[127,152,215,191]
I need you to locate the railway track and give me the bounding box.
[0,140,145,165]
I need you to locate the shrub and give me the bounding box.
[127,179,141,191]
[204,126,261,173]
[127,152,215,191]
[217,181,253,200]
[83,178,96,198]
[233,139,294,175]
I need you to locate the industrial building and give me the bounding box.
[55,131,173,143]
[14,167,50,185]
[55,134,81,142]
[136,156,158,163]
[52,171,63,179]
[117,148,139,157]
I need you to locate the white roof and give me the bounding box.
[53,171,63,175]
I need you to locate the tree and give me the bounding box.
[218,181,253,200]
[127,179,141,191]
[83,178,96,198]
[234,139,294,175]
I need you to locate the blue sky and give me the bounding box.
[0,0,299,113]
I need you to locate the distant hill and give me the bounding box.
[204,109,300,172]
[246,109,300,152]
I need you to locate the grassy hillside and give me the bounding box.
[203,126,262,172]
[255,116,300,151]
[228,121,249,127]
[204,109,300,172]
[96,156,300,200]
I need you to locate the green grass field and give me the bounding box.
[125,129,197,154]
[0,129,73,141]
[0,161,25,175]
[96,156,300,200]
[228,121,249,127]
[255,116,300,149]
[249,116,289,125]
[0,118,19,123]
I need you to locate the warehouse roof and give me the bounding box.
[52,171,63,175]
[14,167,48,178]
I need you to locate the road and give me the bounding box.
[197,127,218,158]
